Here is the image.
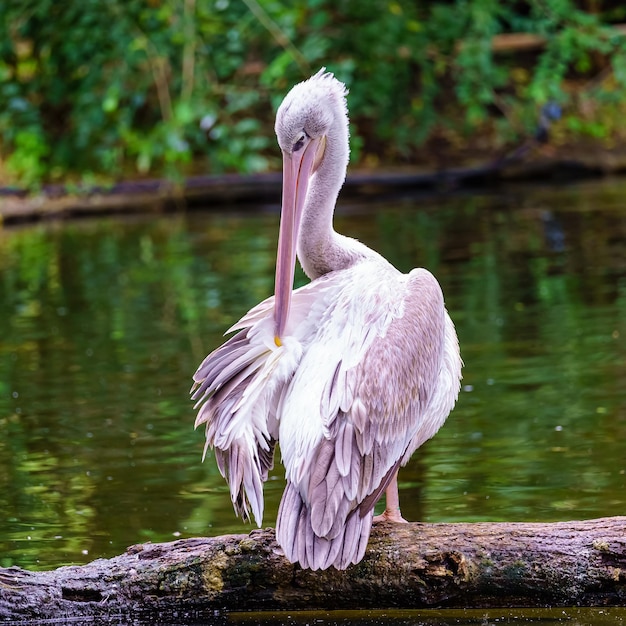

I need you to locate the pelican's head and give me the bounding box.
[275,68,348,158]
[272,69,349,343]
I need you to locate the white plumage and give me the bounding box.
[192,69,462,570]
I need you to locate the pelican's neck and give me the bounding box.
[297,118,369,280]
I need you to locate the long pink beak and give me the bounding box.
[273,137,321,343]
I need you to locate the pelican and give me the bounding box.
[192,69,462,570]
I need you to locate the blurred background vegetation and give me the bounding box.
[1,0,626,188]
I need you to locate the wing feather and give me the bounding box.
[335,420,353,477]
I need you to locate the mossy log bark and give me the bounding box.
[0,517,624,622]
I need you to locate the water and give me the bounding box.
[0,178,624,583]
[226,607,625,625]
[6,607,624,626]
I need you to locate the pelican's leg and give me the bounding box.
[373,471,408,523]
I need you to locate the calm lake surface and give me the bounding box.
[0,177,624,619]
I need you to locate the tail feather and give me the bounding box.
[277,482,372,570]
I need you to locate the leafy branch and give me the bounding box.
[0,0,625,188]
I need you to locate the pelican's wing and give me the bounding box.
[277,262,462,570]
[191,273,340,527]
[191,294,298,526]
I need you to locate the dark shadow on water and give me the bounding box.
[224,607,626,626]
[15,607,624,626]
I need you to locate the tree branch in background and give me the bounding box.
[241,0,310,76]
[181,0,196,102]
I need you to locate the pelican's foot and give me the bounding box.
[373,509,409,524]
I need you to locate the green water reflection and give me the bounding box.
[0,179,624,571]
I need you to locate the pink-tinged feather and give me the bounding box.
[335,421,353,477]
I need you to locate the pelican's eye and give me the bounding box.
[293,131,309,153]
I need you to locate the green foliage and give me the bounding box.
[0,0,625,186]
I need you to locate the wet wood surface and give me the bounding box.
[0,517,624,622]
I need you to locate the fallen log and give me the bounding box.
[0,517,624,622]
[0,155,620,226]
